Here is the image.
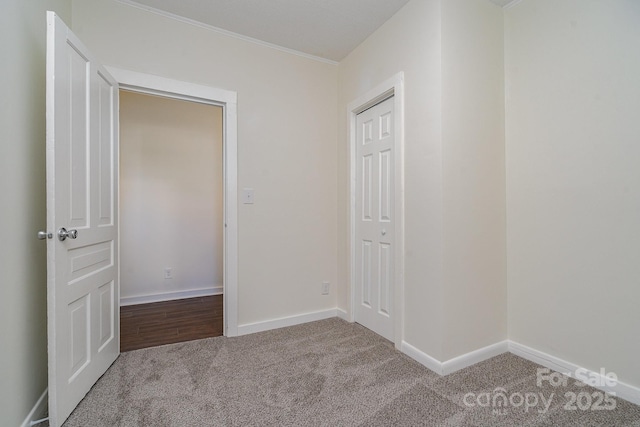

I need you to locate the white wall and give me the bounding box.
[339,0,445,359]
[71,0,339,325]
[338,0,506,362]
[506,0,640,388]
[0,1,72,424]
[441,0,506,360]
[120,91,223,302]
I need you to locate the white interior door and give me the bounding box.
[46,11,119,426]
[355,96,395,342]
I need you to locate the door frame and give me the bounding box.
[106,67,239,337]
[348,72,405,349]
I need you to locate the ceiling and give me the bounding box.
[122,0,519,63]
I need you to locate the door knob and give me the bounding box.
[58,227,78,241]
[381,229,387,236]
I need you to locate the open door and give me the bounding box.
[46,11,119,426]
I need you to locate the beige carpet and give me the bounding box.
[59,318,640,426]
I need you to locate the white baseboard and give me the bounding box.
[97,295,640,407]
[237,309,338,336]
[238,311,640,406]
[442,340,509,375]
[400,341,444,374]
[336,308,349,321]
[400,340,509,376]
[120,286,222,306]
[21,388,48,427]
[509,341,640,406]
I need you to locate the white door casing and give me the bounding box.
[105,67,239,337]
[349,73,404,347]
[46,12,119,426]
[354,96,395,341]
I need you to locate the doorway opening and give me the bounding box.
[119,91,224,351]
[109,67,240,342]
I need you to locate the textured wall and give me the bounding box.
[0,1,72,425]
[441,0,506,360]
[506,0,640,388]
[338,0,445,359]
[72,0,339,325]
[339,0,507,361]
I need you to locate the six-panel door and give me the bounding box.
[355,96,395,342]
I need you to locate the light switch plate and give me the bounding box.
[242,188,254,204]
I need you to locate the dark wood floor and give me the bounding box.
[120,295,223,352]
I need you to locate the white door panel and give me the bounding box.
[355,97,395,341]
[46,12,119,426]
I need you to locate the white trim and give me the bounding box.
[401,339,640,405]
[107,68,237,105]
[237,309,339,336]
[509,341,640,406]
[21,388,48,427]
[109,67,239,337]
[120,286,222,306]
[336,308,349,321]
[113,0,338,66]
[503,0,526,9]
[347,72,405,349]
[223,101,239,338]
[400,341,444,375]
[442,341,509,375]
[400,340,509,376]
[508,341,570,375]
[401,338,640,405]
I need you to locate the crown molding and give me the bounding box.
[503,0,526,10]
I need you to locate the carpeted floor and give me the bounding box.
[59,318,640,426]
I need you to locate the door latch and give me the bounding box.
[37,231,53,240]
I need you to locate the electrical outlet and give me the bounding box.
[321,281,330,295]
[164,268,173,279]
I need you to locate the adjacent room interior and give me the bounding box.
[119,91,224,351]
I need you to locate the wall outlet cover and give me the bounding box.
[321,281,330,295]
